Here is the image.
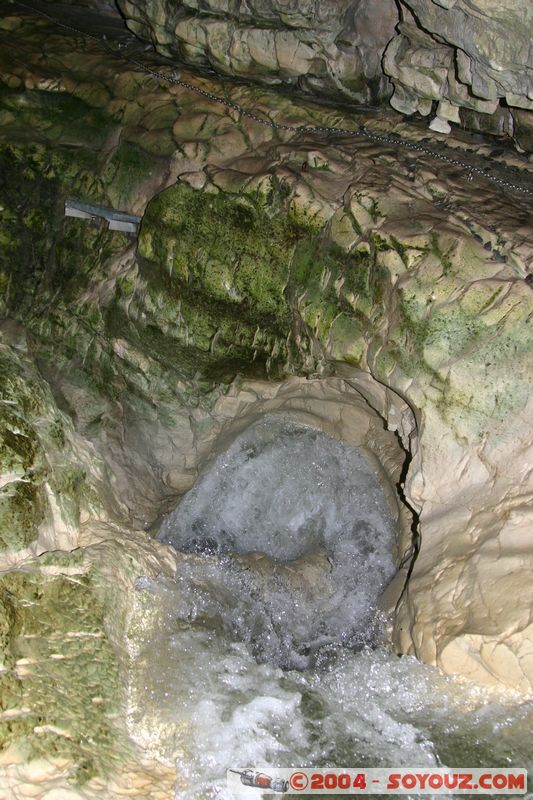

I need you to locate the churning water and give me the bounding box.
[158,416,397,669]
[127,416,533,799]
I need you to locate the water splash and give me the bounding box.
[124,415,533,799]
[158,416,396,667]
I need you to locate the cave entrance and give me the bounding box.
[152,372,418,667]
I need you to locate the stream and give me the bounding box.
[127,417,533,799]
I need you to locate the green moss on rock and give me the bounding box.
[135,183,394,378]
[0,482,48,551]
[136,183,301,376]
[0,569,128,783]
[285,230,389,361]
[0,342,92,551]
[0,85,111,150]
[0,359,50,549]
[139,184,292,320]
[328,313,365,365]
[103,141,161,209]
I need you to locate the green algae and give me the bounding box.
[0,354,49,549]
[139,185,293,322]
[50,467,87,528]
[0,343,93,551]
[137,182,298,375]
[136,182,394,377]
[103,141,162,209]
[0,85,111,148]
[328,313,365,364]
[0,482,47,551]
[286,230,389,362]
[0,137,378,394]
[377,280,533,433]
[0,569,128,783]
[1,105,529,463]
[429,232,453,276]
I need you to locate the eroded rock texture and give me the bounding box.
[384,0,533,148]
[0,3,532,796]
[0,523,178,799]
[117,0,397,103]
[115,0,533,147]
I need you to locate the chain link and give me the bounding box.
[10,0,533,197]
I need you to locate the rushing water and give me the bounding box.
[158,416,397,670]
[128,416,533,799]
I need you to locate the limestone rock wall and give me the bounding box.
[1,3,532,686]
[114,0,533,147]
[384,0,533,149]
[116,0,398,103]
[0,8,533,794]
[0,324,178,795]
[0,526,178,799]
[0,328,102,556]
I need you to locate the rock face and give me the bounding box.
[39,0,120,12]
[384,0,533,149]
[0,526,178,800]
[117,0,398,103]
[115,0,533,148]
[0,4,532,796]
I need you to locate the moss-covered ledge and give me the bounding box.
[0,334,101,553]
[134,181,394,380]
[0,560,126,784]
[0,529,178,797]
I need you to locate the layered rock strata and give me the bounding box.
[114,0,533,148]
[0,4,532,795]
[383,0,533,150]
[116,0,398,103]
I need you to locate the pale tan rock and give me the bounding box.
[384,0,533,142]
[329,209,360,250]
[0,24,533,797]
[0,530,179,799]
[118,0,398,103]
[429,116,452,134]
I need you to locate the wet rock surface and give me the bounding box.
[114,0,533,146]
[158,415,397,669]
[0,526,178,799]
[117,0,397,104]
[384,0,533,150]
[0,2,532,796]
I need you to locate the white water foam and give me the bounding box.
[158,416,397,667]
[128,579,533,800]
[125,416,533,799]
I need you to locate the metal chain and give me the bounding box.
[10,0,533,196]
